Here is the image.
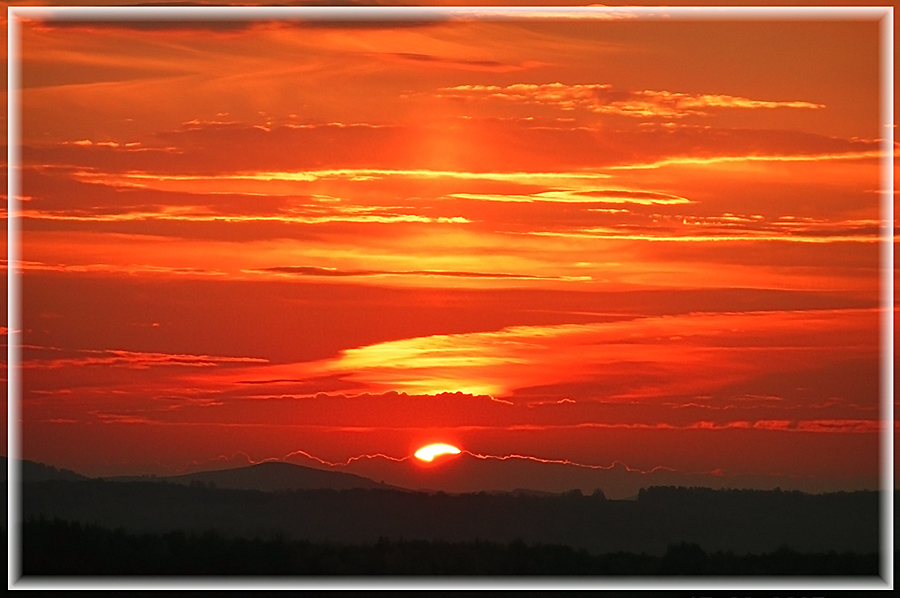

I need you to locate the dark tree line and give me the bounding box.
[21,517,880,576]
[22,480,881,556]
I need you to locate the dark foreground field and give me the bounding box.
[20,478,886,577]
[22,517,880,576]
[22,481,881,556]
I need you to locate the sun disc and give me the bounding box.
[414,443,461,462]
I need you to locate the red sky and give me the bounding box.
[5,3,894,496]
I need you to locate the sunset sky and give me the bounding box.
[6,5,894,496]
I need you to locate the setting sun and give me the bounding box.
[414,444,462,462]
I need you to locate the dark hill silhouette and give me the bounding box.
[108,461,401,492]
[4,457,89,483]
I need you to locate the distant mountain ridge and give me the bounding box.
[107,460,403,492]
[7,457,403,493]
[3,457,89,483]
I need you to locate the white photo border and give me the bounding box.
[6,4,894,591]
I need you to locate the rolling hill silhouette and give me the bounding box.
[4,457,89,483]
[288,452,866,500]
[108,461,401,492]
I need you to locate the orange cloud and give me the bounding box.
[438,83,825,118]
[184,307,877,401]
[23,348,268,370]
[448,188,693,205]
[256,266,587,282]
[23,119,881,176]
[373,52,545,72]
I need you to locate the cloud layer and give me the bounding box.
[15,13,885,493]
[437,82,825,117]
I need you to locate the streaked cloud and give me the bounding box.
[23,119,881,176]
[24,347,269,370]
[257,307,879,399]
[20,208,470,226]
[448,188,692,205]
[15,260,230,278]
[373,52,546,72]
[438,83,825,118]
[256,265,589,281]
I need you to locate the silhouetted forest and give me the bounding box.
[22,517,880,576]
[22,480,881,557]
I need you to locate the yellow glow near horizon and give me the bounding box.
[414,443,462,462]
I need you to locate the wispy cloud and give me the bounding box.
[438,83,825,118]
[20,208,470,226]
[261,308,879,399]
[24,347,268,370]
[374,52,545,72]
[449,188,692,205]
[16,260,230,278]
[23,119,880,177]
[255,265,588,281]
[522,222,882,244]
